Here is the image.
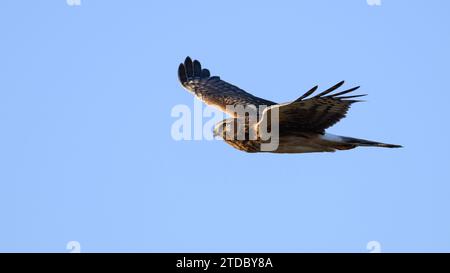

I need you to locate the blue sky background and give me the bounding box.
[1,0,449,252]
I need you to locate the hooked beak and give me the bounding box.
[213,123,223,138]
[213,124,222,139]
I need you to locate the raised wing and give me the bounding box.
[257,81,365,135]
[178,57,275,116]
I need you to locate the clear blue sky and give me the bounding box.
[1,0,449,252]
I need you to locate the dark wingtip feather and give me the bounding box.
[338,94,367,99]
[184,56,193,77]
[193,60,202,77]
[178,63,187,84]
[181,57,211,80]
[326,86,361,98]
[296,85,318,102]
[313,81,345,98]
[201,69,210,78]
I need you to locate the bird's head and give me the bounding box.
[213,118,253,140]
[213,119,233,139]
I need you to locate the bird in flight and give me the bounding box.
[178,57,402,153]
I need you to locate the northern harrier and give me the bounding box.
[178,57,401,153]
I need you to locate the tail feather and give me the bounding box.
[340,136,402,148]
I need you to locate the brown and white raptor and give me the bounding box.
[178,57,402,153]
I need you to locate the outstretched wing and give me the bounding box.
[178,57,275,116]
[258,81,365,134]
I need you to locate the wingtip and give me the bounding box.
[339,94,368,99]
[324,85,363,99]
[178,63,187,84]
[201,68,210,78]
[179,56,211,81]
[313,81,347,98]
[295,85,319,102]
